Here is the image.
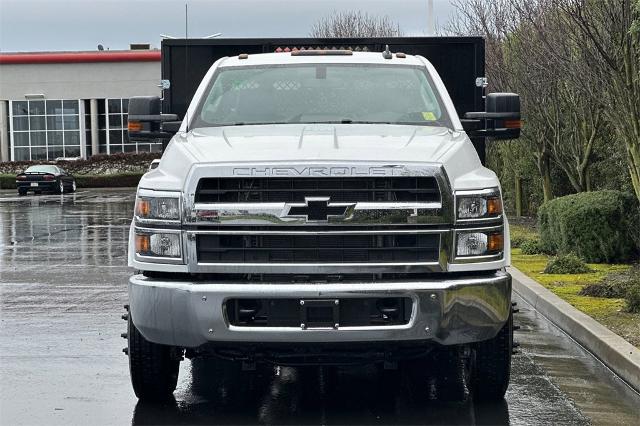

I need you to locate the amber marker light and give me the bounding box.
[128,121,142,132]
[135,199,151,217]
[487,197,503,215]
[488,233,504,253]
[504,119,522,129]
[135,234,150,253]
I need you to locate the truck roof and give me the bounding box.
[218,51,426,68]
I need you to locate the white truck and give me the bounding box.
[125,44,521,402]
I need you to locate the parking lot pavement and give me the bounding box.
[1,188,639,425]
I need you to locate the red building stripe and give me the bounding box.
[0,51,161,65]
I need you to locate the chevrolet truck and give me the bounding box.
[125,37,521,402]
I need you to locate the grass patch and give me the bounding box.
[512,247,640,347]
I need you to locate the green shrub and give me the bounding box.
[520,238,544,255]
[579,281,629,298]
[544,253,592,274]
[0,174,16,189]
[510,224,537,248]
[538,191,639,262]
[626,284,640,313]
[511,233,528,248]
[75,173,142,188]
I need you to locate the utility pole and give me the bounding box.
[427,0,434,35]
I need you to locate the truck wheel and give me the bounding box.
[469,311,513,401]
[128,314,180,401]
[18,189,27,196]
[402,348,467,402]
[434,346,467,401]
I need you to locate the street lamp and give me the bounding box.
[160,32,222,39]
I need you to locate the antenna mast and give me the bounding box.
[184,2,189,133]
[427,0,434,35]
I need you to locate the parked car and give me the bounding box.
[16,165,76,195]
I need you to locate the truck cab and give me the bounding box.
[125,46,521,402]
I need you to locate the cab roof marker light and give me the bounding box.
[382,44,393,59]
[291,50,353,56]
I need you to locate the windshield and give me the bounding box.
[192,64,451,129]
[25,165,58,174]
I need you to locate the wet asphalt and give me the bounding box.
[0,188,639,426]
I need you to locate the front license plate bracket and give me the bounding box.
[300,299,340,329]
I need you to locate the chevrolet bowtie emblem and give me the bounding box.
[285,197,353,222]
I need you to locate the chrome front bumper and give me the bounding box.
[128,271,511,348]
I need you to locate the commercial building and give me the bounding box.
[0,48,162,162]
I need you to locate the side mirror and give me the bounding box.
[128,96,181,141]
[462,93,521,140]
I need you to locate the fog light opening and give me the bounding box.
[377,298,400,319]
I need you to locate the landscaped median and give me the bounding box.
[511,245,639,347]
[509,218,640,392]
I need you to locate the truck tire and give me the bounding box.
[128,314,180,401]
[402,347,467,402]
[469,311,513,401]
[434,347,467,401]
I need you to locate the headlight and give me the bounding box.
[135,232,181,258]
[457,190,502,220]
[456,230,503,257]
[135,196,180,221]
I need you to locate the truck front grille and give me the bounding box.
[195,177,440,203]
[196,232,440,263]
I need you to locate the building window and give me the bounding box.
[105,98,162,154]
[9,99,84,161]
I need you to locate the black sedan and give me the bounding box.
[16,165,77,195]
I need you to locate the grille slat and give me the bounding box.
[197,233,440,264]
[195,177,440,203]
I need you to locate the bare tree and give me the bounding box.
[557,0,640,201]
[448,0,557,202]
[310,10,402,38]
[449,0,622,201]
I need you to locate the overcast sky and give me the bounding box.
[0,0,459,52]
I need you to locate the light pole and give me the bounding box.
[160,33,221,40]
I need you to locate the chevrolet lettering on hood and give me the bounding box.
[233,166,400,177]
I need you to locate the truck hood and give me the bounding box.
[184,124,460,164]
[143,124,498,191]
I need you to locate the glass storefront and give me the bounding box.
[105,98,162,154]
[10,99,83,161]
[8,98,162,161]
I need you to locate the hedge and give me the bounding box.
[538,190,639,263]
[0,173,142,189]
[0,152,160,176]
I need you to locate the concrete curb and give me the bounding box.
[509,266,640,394]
